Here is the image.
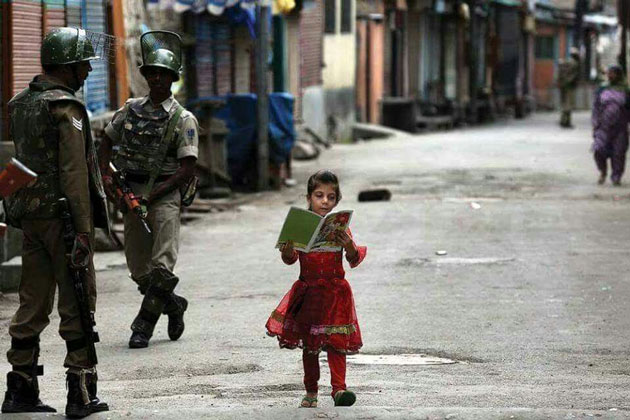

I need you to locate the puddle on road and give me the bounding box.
[398,257,515,267]
[345,354,458,365]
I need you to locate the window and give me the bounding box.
[535,36,555,60]
[340,0,352,33]
[325,0,336,33]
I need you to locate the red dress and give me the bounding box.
[266,231,367,354]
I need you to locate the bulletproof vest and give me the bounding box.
[113,99,180,177]
[4,84,82,221]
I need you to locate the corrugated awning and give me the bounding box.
[583,14,618,27]
[148,0,256,15]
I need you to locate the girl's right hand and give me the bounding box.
[280,240,295,259]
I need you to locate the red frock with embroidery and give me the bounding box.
[265,230,367,354]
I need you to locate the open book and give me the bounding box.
[275,207,353,252]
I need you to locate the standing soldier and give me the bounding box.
[558,47,581,128]
[1,27,109,417]
[99,31,198,349]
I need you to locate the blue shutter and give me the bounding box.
[82,0,110,115]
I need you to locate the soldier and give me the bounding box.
[99,31,198,349]
[1,28,109,417]
[558,47,581,128]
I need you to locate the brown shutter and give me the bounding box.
[10,1,43,95]
[43,0,65,33]
[299,0,324,89]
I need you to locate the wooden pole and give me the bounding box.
[111,0,129,106]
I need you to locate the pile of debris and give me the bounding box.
[292,125,330,160]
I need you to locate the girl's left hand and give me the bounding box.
[333,230,358,258]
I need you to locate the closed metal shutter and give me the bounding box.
[66,0,82,27]
[44,0,66,33]
[11,1,43,95]
[65,0,83,101]
[82,0,110,114]
[214,22,232,95]
[495,6,519,97]
[195,14,215,97]
[194,15,233,97]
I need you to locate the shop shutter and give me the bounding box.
[195,14,215,97]
[11,1,43,95]
[495,6,519,97]
[66,0,82,27]
[65,0,84,101]
[213,21,232,95]
[82,0,110,114]
[195,15,233,97]
[44,0,66,33]
[300,0,323,88]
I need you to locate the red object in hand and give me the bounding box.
[0,158,37,198]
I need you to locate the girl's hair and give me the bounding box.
[306,170,342,202]
[608,65,624,77]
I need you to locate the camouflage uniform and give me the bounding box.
[104,94,198,342]
[3,74,108,406]
[558,55,580,127]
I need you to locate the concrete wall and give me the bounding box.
[302,85,327,139]
[323,30,356,142]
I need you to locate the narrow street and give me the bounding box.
[2,111,630,419]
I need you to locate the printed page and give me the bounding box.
[308,210,353,252]
[275,207,323,252]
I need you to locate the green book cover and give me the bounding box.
[275,207,353,252]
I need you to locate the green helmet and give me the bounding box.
[139,48,181,81]
[41,27,99,66]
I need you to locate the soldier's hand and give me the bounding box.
[71,233,91,269]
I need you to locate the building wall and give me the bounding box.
[287,15,302,117]
[534,22,565,109]
[323,0,356,142]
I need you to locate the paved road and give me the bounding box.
[1,112,629,419]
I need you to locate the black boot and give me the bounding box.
[1,371,56,413]
[129,331,150,348]
[129,267,179,349]
[65,369,109,419]
[164,294,188,341]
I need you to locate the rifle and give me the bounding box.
[108,163,151,234]
[58,197,99,366]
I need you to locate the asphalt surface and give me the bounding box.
[1,111,629,419]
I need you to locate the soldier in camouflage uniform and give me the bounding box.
[99,31,198,349]
[558,47,581,128]
[1,27,109,418]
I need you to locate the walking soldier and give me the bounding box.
[558,47,581,128]
[1,27,109,417]
[99,31,198,349]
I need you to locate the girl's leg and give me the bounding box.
[327,349,347,397]
[302,350,320,394]
[594,150,607,183]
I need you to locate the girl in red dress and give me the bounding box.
[265,170,367,408]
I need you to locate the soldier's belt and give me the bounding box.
[125,173,171,184]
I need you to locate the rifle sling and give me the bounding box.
[145,105,184,195]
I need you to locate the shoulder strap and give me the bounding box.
[146,105,184,194]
